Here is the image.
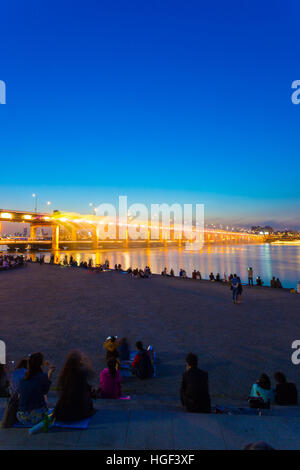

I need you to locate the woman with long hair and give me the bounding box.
[54,350,95,422]
[100,357,122,399]
[249,373,274,407]
[17,352,55,425]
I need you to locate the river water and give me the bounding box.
[23,243,300,288]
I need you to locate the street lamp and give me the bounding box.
[89,203,97,215]
[32,193,38,213]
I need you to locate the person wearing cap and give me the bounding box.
[103,336,120,362]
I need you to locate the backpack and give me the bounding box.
[136,351,154,379]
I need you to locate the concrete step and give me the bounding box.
[1,407,300,449]
[2,393,300,416]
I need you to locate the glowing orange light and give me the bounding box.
[1,213,12,219]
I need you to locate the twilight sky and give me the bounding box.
[0,0,300,228]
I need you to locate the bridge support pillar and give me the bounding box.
[30,225,38,239]
[52,225,59,250]
[92,227,99,250]
[71,225,77,241]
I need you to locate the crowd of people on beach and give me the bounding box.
[0,254,25,270]
[3,252,291,291]
[4,251,296,302]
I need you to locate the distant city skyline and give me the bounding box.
[1,1,300,227]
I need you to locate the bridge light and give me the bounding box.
[1,212,12,219]
[60,217,68,222]
[23,214,32,220]
[43,216,50,221]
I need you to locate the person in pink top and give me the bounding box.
[100,358,122,399]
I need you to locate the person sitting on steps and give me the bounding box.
[54,350,95,422]
[180,353,211,413]
[100,358,122,399]
[131,341,154,379]
[274,371,298,405]
[249,373,274,408]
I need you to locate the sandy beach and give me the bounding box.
[1,263,300,401]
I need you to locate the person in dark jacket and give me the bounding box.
[0,364,10,397]
[180,353,211,413]
[274,372,298,405]
[118,337,130,361]
[54,350,95,422]
[131,341,154,379]
[236,277,243,304]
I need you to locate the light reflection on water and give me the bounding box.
[25,244,300,288]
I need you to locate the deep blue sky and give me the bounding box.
[1,0,300,227]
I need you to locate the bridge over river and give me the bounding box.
[0,208,265,250]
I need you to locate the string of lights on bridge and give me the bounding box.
[0,210,261,239]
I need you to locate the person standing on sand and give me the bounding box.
[236,277,243,304]
[231,274,239,303]
[248,267,253,286]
